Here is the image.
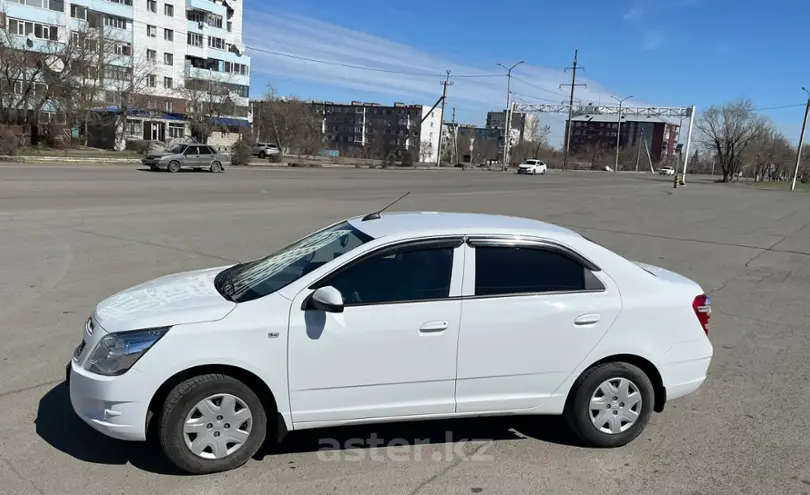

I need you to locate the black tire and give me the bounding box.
[149,165,158,171]
[210,161,223,173]
[258,151,266,159]
[158,374,268,475]
[167,161,181,173]
[564,362,654,448]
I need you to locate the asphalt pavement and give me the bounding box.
[0,164,809,495]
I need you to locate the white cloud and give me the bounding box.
[641,30,665,50]
[242,10,622,112]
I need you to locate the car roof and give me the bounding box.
[347,211,580,240]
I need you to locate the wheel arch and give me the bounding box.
[146,364,284,438]
[569,354,666,413]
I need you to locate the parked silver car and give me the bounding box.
[142,144,227,173]
[250,142,280,159]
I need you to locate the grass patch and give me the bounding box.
[732,180,810,192]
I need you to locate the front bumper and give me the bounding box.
[517,168,533,174]
[68,360,156,441]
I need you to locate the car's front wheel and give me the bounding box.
[158,374,268,474]
[564,362,654,448]
[167,161,181,173]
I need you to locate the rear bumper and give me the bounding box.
[660,339,713,402]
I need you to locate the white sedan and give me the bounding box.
[660,166,676,176]
[517,160,548,175]
[68,211,713,474]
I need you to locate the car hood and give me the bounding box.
[94,266,236,333]
[145,152,174,159]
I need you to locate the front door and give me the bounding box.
[288,238,465,425]
[455,238,622,413]
[183,145,201,167]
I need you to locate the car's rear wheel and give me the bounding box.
[210,161,223,173]
[158,374,268,474]
[564,362,653,448]
[167,161,181,173]
[258,151,266,159]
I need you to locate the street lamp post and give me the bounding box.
[498,61,524,171]
[611,95,632,172]
[791,87,810,192]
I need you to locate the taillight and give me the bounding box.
[692,294,711,335]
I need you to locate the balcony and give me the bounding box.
[186,0,226,18]
[70,0,133,19]
[184,64,249,87]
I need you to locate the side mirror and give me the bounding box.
[308,286,344,313]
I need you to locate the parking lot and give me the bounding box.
[0,164,809,495]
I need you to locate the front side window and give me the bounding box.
[474,246,601,296]
[184,145,199,154]
[216,222,373,303]
[322,243,454,306]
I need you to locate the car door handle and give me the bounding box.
[574,313,602,326]
[420,321,449,333]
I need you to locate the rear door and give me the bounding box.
[455,237,622,413]
[198,145,213,167]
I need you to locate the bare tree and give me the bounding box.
[419,139,433,163]
[255,86,323,156]
[696,98,769,182]
[181,71,241,143]
[746,126,794,181]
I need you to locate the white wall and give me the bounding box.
[420,106,441,162]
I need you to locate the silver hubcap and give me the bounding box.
[589,377,642,434]
[183,394,252,459]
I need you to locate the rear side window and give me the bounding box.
[199,146,212,155]
[474,246,603,296]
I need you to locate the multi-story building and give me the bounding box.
[1,0,251,148]
[310,100,441,161]
[567,113,678,162]
[485,110,539,158]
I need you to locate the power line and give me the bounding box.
[753,103,807,111]
[510,76,570,99]
[510,90,560,103]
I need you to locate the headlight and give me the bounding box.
[86,327,169,376]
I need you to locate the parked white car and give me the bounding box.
[517,159,548,175]
[68,211,713,474]
[659,166,676,176]
[250,142,280,159]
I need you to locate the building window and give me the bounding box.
[169,124,184,138]
[164,53,173,65]
[227,21,232,32]
[8,0,65,11]
[126,121,140,138]
[147,25,157,37]
[110,0,133,4]
[8,19,59,41]
[187,32,203,47]
[146,49,156,62]
[104,15,127,29]
[207,36,225,50]
[147,0,156,12]
[147,75,156,87]
[164,29,174,41]
[164,3,174,16]
[113,42,132,56]
[207,14,222,28]
[164,77,173,89]
[70,5,87,19]
[165,101,173,112]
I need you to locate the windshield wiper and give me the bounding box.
[215,266,237,301]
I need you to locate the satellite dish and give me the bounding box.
[25,34,34,48]
[45,55,65,73]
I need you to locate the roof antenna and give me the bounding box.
[361,192,410,221]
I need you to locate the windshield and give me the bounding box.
[167,144,187,153]
[215,221,372,303]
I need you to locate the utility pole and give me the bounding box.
[611,95,632,172]
[436,71,452,166]
[561,49,586,171]
[635,130,642,172]
[791,87,810,192]
[498,61,524,171]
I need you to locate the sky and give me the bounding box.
[242,0,810,146]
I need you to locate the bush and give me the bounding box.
[0,128,19,155]
[268,153,283,163]
[384,153,397,168]
[400,150,414,167]
[231,139,252,166]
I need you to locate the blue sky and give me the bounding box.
[242,0,810,146]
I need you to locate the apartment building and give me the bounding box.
[309,101,442,161]
[485,110,539,154]
[1,0,251,148]
[567,113,678,162]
